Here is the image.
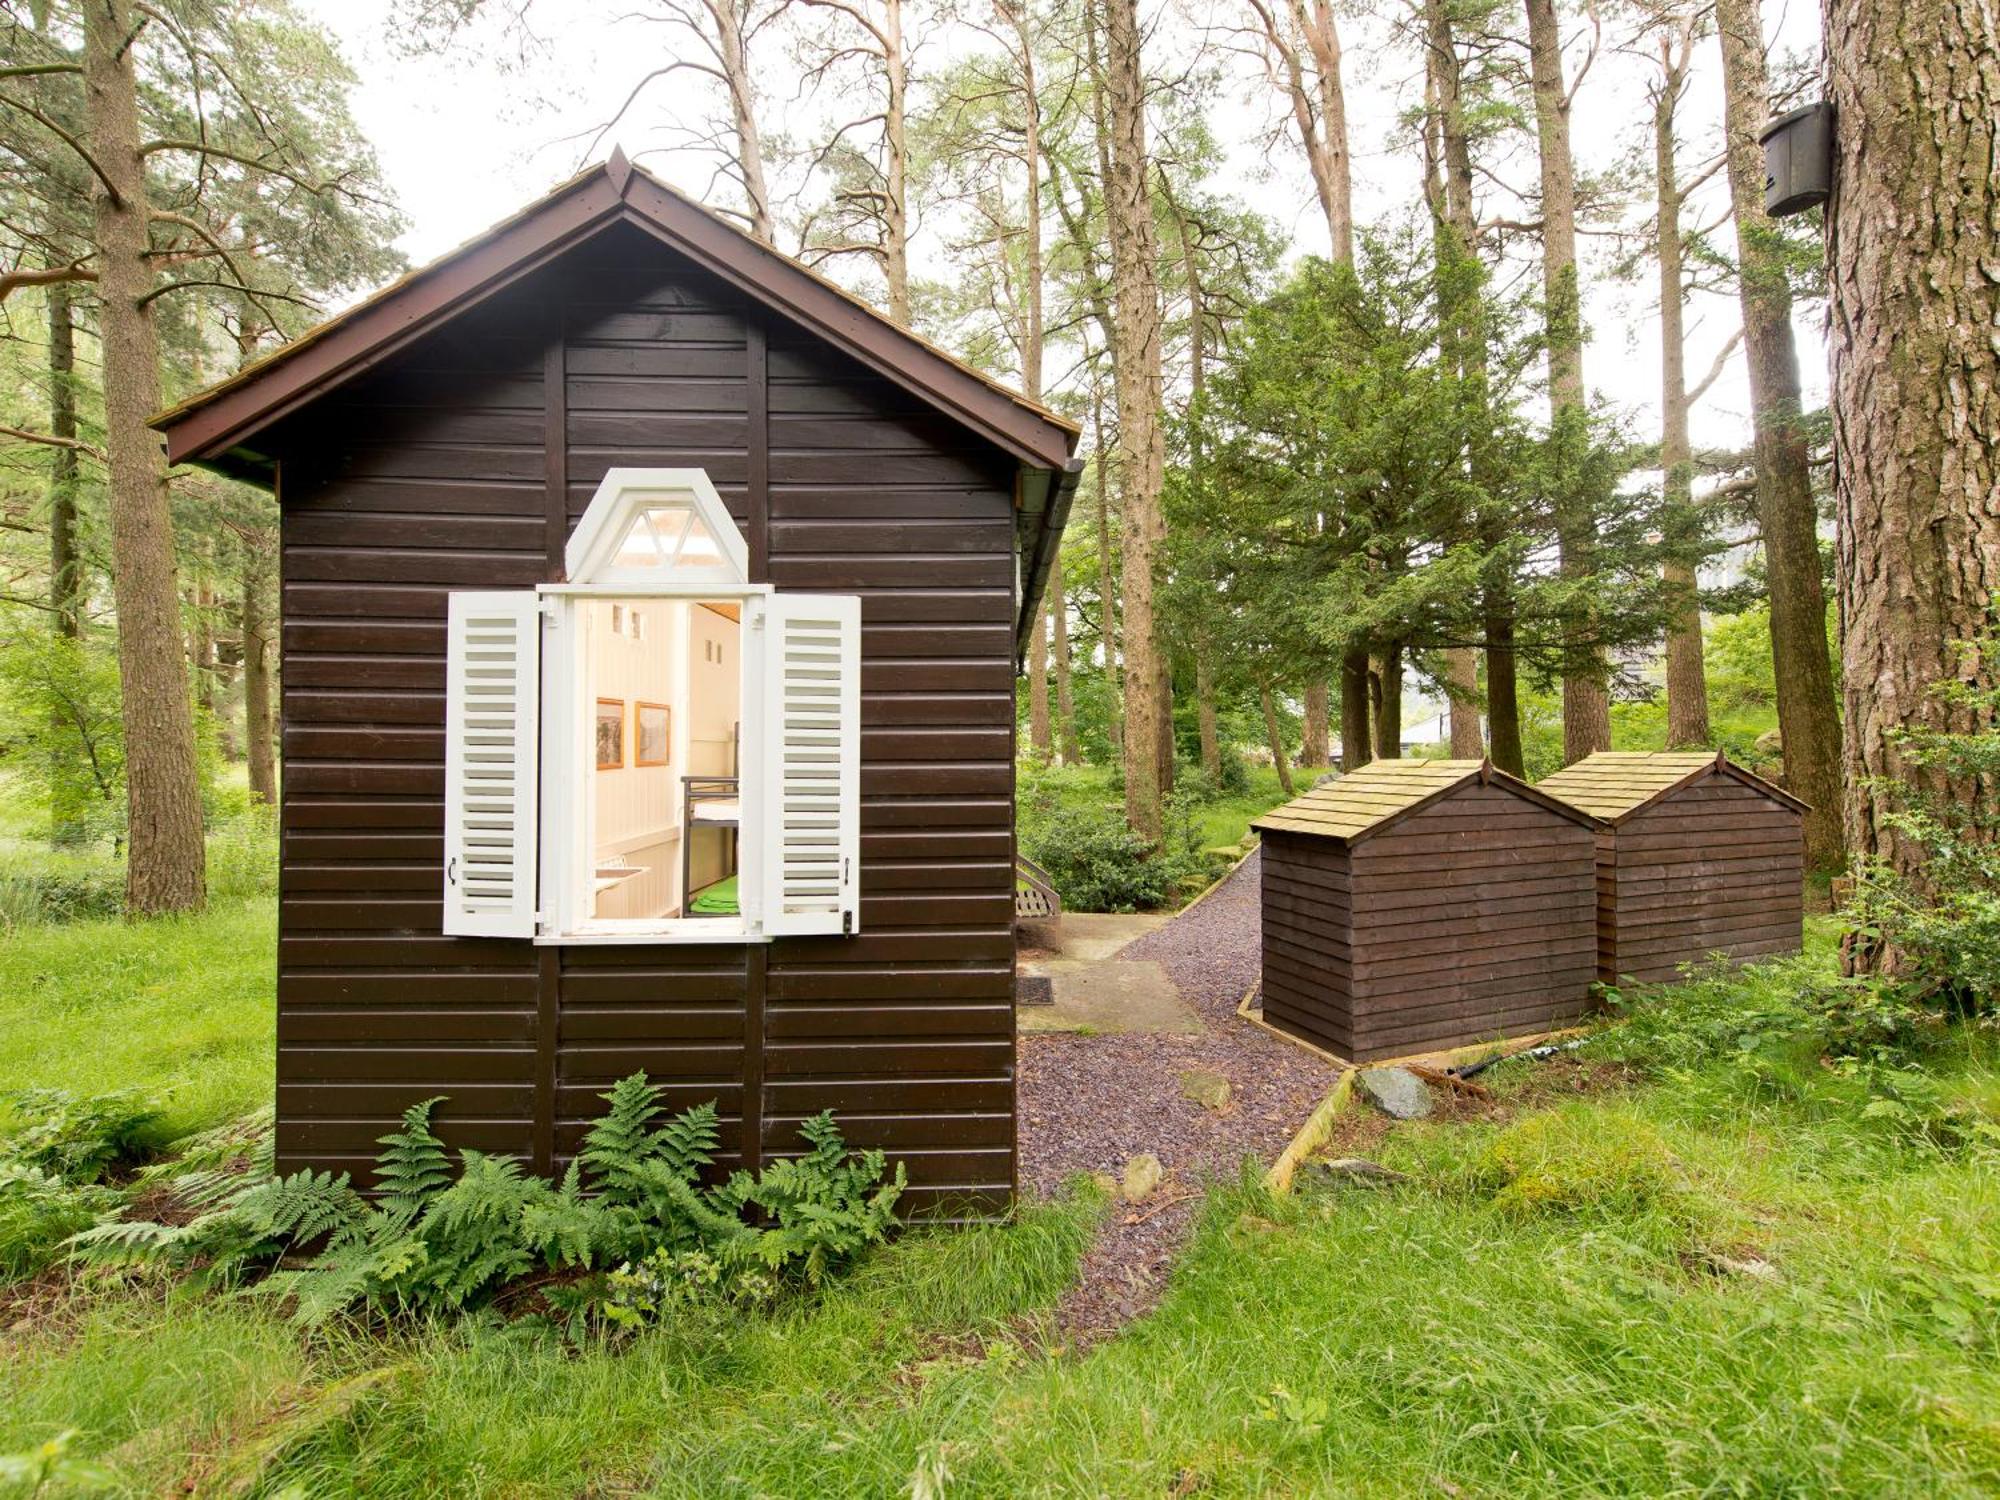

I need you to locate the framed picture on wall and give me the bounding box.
[635,701,671,767]
[595,698,625,770]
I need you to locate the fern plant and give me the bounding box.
[717,1112,906,1285]
[70,1074,903,1327]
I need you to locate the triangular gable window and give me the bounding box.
[566,468,748,586]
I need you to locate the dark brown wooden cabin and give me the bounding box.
[151,151,1081,1218]
[1251,759,1601,1063]
[1536,750,1806,987]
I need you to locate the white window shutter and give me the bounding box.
[759,593,861,937]
[443,591,541,937]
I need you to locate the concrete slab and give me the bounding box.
[1017,958,1203,1036]
[1019,910,1167,973]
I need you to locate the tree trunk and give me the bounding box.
[1027,593,1052,763]
[47,279,82,638]
[1427,0,1490,765]
[1340,646,1372,771]
[1050,562,1079,764]
[1445,647,1483,756]
[1373,646,1403,758]
[715,0,774,243]
[1301,680,1330,766]
[1655,29,1711,748]
[1524,0,1610,764]
[1484,598,1524,774]
[881,0,911,326]
[1100,0,1168,843]
[1826,0,2000,900]
[242,543,275,805]
[86,0,206,914]
[1260,682,1294,798]
[1196,647,1220,780]
[1094,449,1122,766]
[1717,0,1844,872]
[1156,656,1175,797]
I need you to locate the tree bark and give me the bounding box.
[1050,562,1079,764]
[880,0,911,325]
[1826,0,2000,898]
[1094,444,1122,766]
[1654,25,1711,748]
[86,0,206,914]
[1716,0,1844,872]
[1301,680,1330,766]
[1340,646,1372,770]
[1260,682,1294,797]
[714,0,775,243]
[1196,647,1221,780]
[47,279,82,638]
[1100,0,1168,843]
[1027,592,1052,763]
[1445,647,1483,756]
[1524,0,1610,764]
[1484,599,1524,774]
[242,542,275,804]
[1372,645,1403,758]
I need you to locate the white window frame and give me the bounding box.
[537,580,771,946]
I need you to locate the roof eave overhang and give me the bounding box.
[153,156,1079,485]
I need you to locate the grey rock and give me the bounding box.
[1121,1152,1165,1202]
[1178,1069,1233,1112]
[1357,1066,1434,1120]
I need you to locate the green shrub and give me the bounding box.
[0,1164,121,1279]
[207,801,278,904]
[1472,1107,1692,1227]
[1021,808,1174,912]
[2,1088,162,1183]
[0,865,124,929]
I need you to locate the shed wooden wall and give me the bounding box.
[1259,783,1597,1062]
[272,221,1019,1217]
[1259,832,1354,1056]
[1600,773,1803,986]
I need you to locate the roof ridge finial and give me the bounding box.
[606,145,634,196]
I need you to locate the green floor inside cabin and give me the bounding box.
[687,873,738,916]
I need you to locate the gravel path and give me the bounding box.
[1017,848,1340,1341]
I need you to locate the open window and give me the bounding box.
[442,468,860,944]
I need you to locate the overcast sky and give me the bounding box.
[297,0,1828,459]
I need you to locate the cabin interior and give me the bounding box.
[586,595,742,921]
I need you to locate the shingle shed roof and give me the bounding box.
[1536,749,1807,822]
[1252,758,1596,844]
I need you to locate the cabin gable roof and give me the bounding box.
[152,153,1078,477]
[1536,750,1808,823]
[1251,758,1600,845]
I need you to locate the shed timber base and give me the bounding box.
[1258,782,1600,1063]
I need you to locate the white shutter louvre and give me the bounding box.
[443,590,541,937]
[759,593,861,937]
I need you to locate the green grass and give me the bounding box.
[9,895,2000,1494]
[0,901,274,1143]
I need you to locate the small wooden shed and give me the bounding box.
[1536,751,1806,987]
[148,152,1081,1218]
[1251,759,1602,1063]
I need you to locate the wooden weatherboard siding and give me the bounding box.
[271,223,1020,1216]
[1539,753,1805,987]
[1256,762,1599,1062]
